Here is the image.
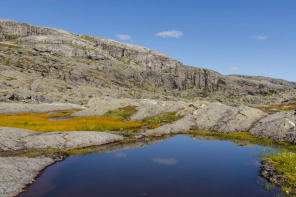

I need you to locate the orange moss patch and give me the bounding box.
[0,113,145,132]
[255,102,296,114]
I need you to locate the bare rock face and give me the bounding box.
[0,127,38,151]
[145,115,196,135]
[0,19,295,105]
[0,102,84,114]
[145,101,267,135]
[0,127,124,151]
[250,111,296,144]
[0,19,70,36]
[0,156,56,197]
[188,102,267,133]
[23,131,124,150]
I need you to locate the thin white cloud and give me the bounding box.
[114,152,127,158]
[116,34,131,41]
[252,35,267,40]
[155,30,183,38]
[229,67,239,71]
[152,157,178,165]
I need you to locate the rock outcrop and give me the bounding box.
[0,156,57,197]
[1,19,295,105]
[0,127,124,151]
[145,101,267,135]
[250,111,296,144]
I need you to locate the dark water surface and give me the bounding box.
[19,136,281,197]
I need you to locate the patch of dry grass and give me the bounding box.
[255,102,296,114]
[0,112,145,132]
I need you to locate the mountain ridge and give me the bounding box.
[0,19,295,105]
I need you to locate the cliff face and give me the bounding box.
[0,19,295,105]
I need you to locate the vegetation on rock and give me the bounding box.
[264,151,296,194]
[255,102,296,114]
[102,106,138,121]
[0,112,145,132]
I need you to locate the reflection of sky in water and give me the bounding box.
[152,157,178,165]
[113,152,127,158]
[19,135,281,197]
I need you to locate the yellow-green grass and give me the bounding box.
[0,112,145,132]
[265,152,296,193]
[102,106,138,121]
[0,147,94,158]
[143,111,184,125]
[49,110,79,118]
[255,102,296,114]
[187,130,274,145]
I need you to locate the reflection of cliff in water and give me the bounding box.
[190,135,257,147]
[91,135,173,155]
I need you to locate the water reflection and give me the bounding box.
[113,152,127,158]
[152,157,178,165]
[19,135,282,197]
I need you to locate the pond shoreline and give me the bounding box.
[0,100,295,197]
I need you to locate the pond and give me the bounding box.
[19,135,282,197]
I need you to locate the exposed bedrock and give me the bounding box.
[1,19,296,106]
[0,127,124,151]
[250,111,296,144]
[0,156,57,197]
[145,101,267,135]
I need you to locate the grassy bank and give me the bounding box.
[187,130,274,145]
[264,151,296,194]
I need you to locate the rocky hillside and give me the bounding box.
[0,19,295,105]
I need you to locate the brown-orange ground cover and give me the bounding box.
[0,113,145,132]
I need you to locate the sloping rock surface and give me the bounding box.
[0,156,56,197]
[0,19,295,105]
[0,127,124,151]
[250,111,296,144]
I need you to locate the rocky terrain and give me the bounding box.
[1,19,296,197]
[0,19,296,106]
[0,98,295,196]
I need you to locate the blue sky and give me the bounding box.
[1,0,295,81]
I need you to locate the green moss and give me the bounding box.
[187,131,296,152]
[23,58,36,64]
[120,136,137,143]
[7,39,19,44]
[143,111,183,125]
[3,34,21,40]
[0,146,95,158]
[81,35,96,42]
[6,77,16,81]
[102,106,138,121]
[188,130,274,145]
[5,60,12,65]
[264,152,296,194]
[49,110,79,118]
[255,103,296,114]
[0,43,20,49]
[66,147,93,156]
[0,148,66,158]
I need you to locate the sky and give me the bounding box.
[1,0,295,81]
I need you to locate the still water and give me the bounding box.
[19,135,281,197]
